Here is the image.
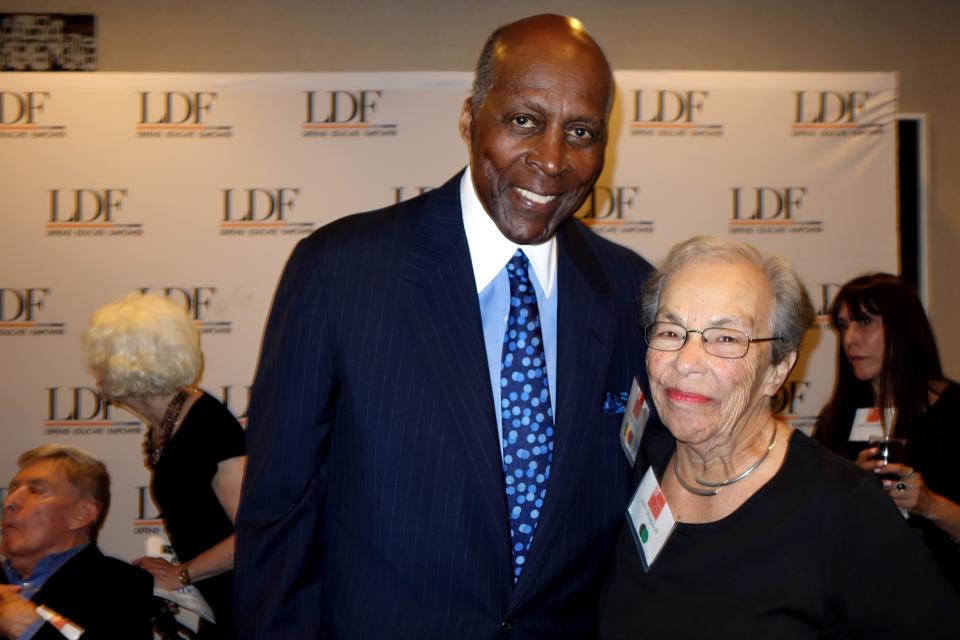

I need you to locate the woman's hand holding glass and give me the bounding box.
[879,463,934,515]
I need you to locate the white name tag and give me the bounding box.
[849,407,895,441]
[620,377,650,466]
[626,467,677,570]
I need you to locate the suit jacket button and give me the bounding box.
[500,619,513,631]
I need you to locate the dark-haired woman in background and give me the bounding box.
[818,273,960,592]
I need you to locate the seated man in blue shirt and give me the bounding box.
[0,445,154,639]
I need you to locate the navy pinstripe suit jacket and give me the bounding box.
[235,172,653,639]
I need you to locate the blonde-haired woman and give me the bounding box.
[84,293,244,639]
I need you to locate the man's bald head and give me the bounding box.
[470,14,614,116]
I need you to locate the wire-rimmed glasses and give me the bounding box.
[644,321,782,359]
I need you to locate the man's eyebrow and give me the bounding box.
[504,95,606,125]
[9,478,48,490]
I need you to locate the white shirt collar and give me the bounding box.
[460,166,557,296]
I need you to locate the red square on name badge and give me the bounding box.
[867,407,881,422]
[631,391,645,420]
[648,487,666,519]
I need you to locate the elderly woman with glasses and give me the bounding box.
[599,236,959,639]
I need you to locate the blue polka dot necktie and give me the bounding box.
[500,249,555,583]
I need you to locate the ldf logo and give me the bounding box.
[815,283,843,319]
[218,385,251,422]
[46,387,114,422]
[138,287,216,320]
[135,487,161,521]
[139,92,217,125]
[772,380,811,417]
[49,189,127,223]
[0,92,48,124]
[794,91,871,124]
[631,90,708,123]
[392,186,433,204]
[731,187,807,221]
[0,288,49,322]
[222,188,300,222]
[305,90,382,124]
[579,186,640,220]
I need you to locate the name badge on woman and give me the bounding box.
[626,467,677,570]
[619,377,650,466]
[848,407,895,441]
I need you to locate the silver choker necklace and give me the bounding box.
[673,422,778,497]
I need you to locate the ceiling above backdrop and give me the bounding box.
[1,13,96,72]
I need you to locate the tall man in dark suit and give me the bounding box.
[235,14,654,639]
[0,445,154,639]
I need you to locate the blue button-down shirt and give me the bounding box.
[2,543,89,640]
[460,169,559,457]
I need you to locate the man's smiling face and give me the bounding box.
[459,18,611,244]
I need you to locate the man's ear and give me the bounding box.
[70,498,98,533]
[458,98,474,148]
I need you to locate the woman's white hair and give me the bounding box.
[641,235,814,364]
[83,293,202,398]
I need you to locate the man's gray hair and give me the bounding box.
[17,444,111,541]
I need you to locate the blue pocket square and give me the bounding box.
[602,391,630,415]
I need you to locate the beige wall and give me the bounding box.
[7,0,958,377]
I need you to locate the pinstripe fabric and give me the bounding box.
[235,172,654,639]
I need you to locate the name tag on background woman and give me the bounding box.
[849,407,896,441]
[626,467,677,570]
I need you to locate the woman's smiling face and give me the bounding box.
[647,259,789,450]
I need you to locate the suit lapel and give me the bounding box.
[32,544,98,604]
[510,219,617,606]
[400,174,512,565]
[400,186,619,603]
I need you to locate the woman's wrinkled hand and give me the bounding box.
[133,556,183,591]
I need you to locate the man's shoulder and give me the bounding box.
[33,546,155,639]
[562,218,654,282]
[304,172,461,247]
[67,545,152,590]
[98,554,153,586]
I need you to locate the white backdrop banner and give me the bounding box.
[0,71,897,561]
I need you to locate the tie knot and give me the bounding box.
[507,250,530,282]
